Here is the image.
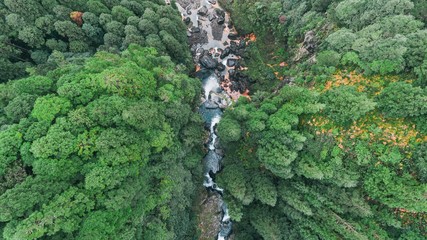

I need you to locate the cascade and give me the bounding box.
[175,0,249,238]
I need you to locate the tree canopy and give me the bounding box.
[0,45,203,239]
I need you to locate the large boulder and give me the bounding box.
[200,55,218,69]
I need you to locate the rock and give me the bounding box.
[228,69,235,77]
[184,16,191,25]
[230,41,238,53]
[208,0,217,4]
[227,20,234,29]
[190,26,201,33]
[228,32,239,40]
[204,100,219,109]
[215,8,225,18]
[208,13,216,21]
[227,58,238,67]
[216,63,226,71]
[196,191,223,240]
[204,150,222,174]
[200,55,218,69]
[217,16,225,25]
[220,47,231,59]
[235,49,245,57]
[230,81,239,92]
[196,47,205,55]
[239,40,246,49]
[211,18,225,41]
[303,30,317,53]
[198,6,208,16]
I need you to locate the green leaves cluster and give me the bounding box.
[217,84,426,239]
[0,0,191,82]
[0,45,203,239]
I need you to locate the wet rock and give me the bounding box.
[228,32,239,40]
[204,150,222,174]
[228,69,235,77]
[216,63,226,71]
[200,55,218,69]
[204,100,219,109]
[227,58,238,67]
[196,47,205,55]
[190,26,201,33]
[219,222,233,238]
[230,41,238,53]
[220,47,231,59]
[217,16,225,25]
[198,6,208,16]
[184,16,191,25]
[197,191,223,240]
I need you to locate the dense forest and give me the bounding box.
[216,0,427,239]
[0,0,426,239]
[0,1,204,239]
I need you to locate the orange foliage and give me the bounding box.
[70,11,83,26]
[245,33,257,43]
[322,70,399,95]
[305,113,425,151]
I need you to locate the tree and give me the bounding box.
[111,5,134,24]
[217,117,242,143]
[0,46,203,239]
[321,86,376,125]
[18,26,45,48]
[31,95,72,122]
[377,82,427,118]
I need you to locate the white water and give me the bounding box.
[209,116,221,150]
[175,0,237,239]
[203,75,220,100]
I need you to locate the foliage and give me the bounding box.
[0,45,203,239]
[0,0,191,82]
[218,1,427,238]
[321,86,376,125]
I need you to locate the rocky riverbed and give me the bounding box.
[175,0,252,239]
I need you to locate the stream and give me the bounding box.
[175,0,250,239]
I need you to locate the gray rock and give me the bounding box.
[227,58,237,67]
[198,6,208,16]
[220,47,231,59]
[216,63,226,71]
[200,55,218,69]
[228,32,239,40]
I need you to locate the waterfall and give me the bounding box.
[176,0,245,238]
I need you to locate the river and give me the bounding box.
[175,0,249,239]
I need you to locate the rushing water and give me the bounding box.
[175,0,243,239]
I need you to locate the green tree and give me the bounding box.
[321,86,376,125]
[377,82,427,118]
